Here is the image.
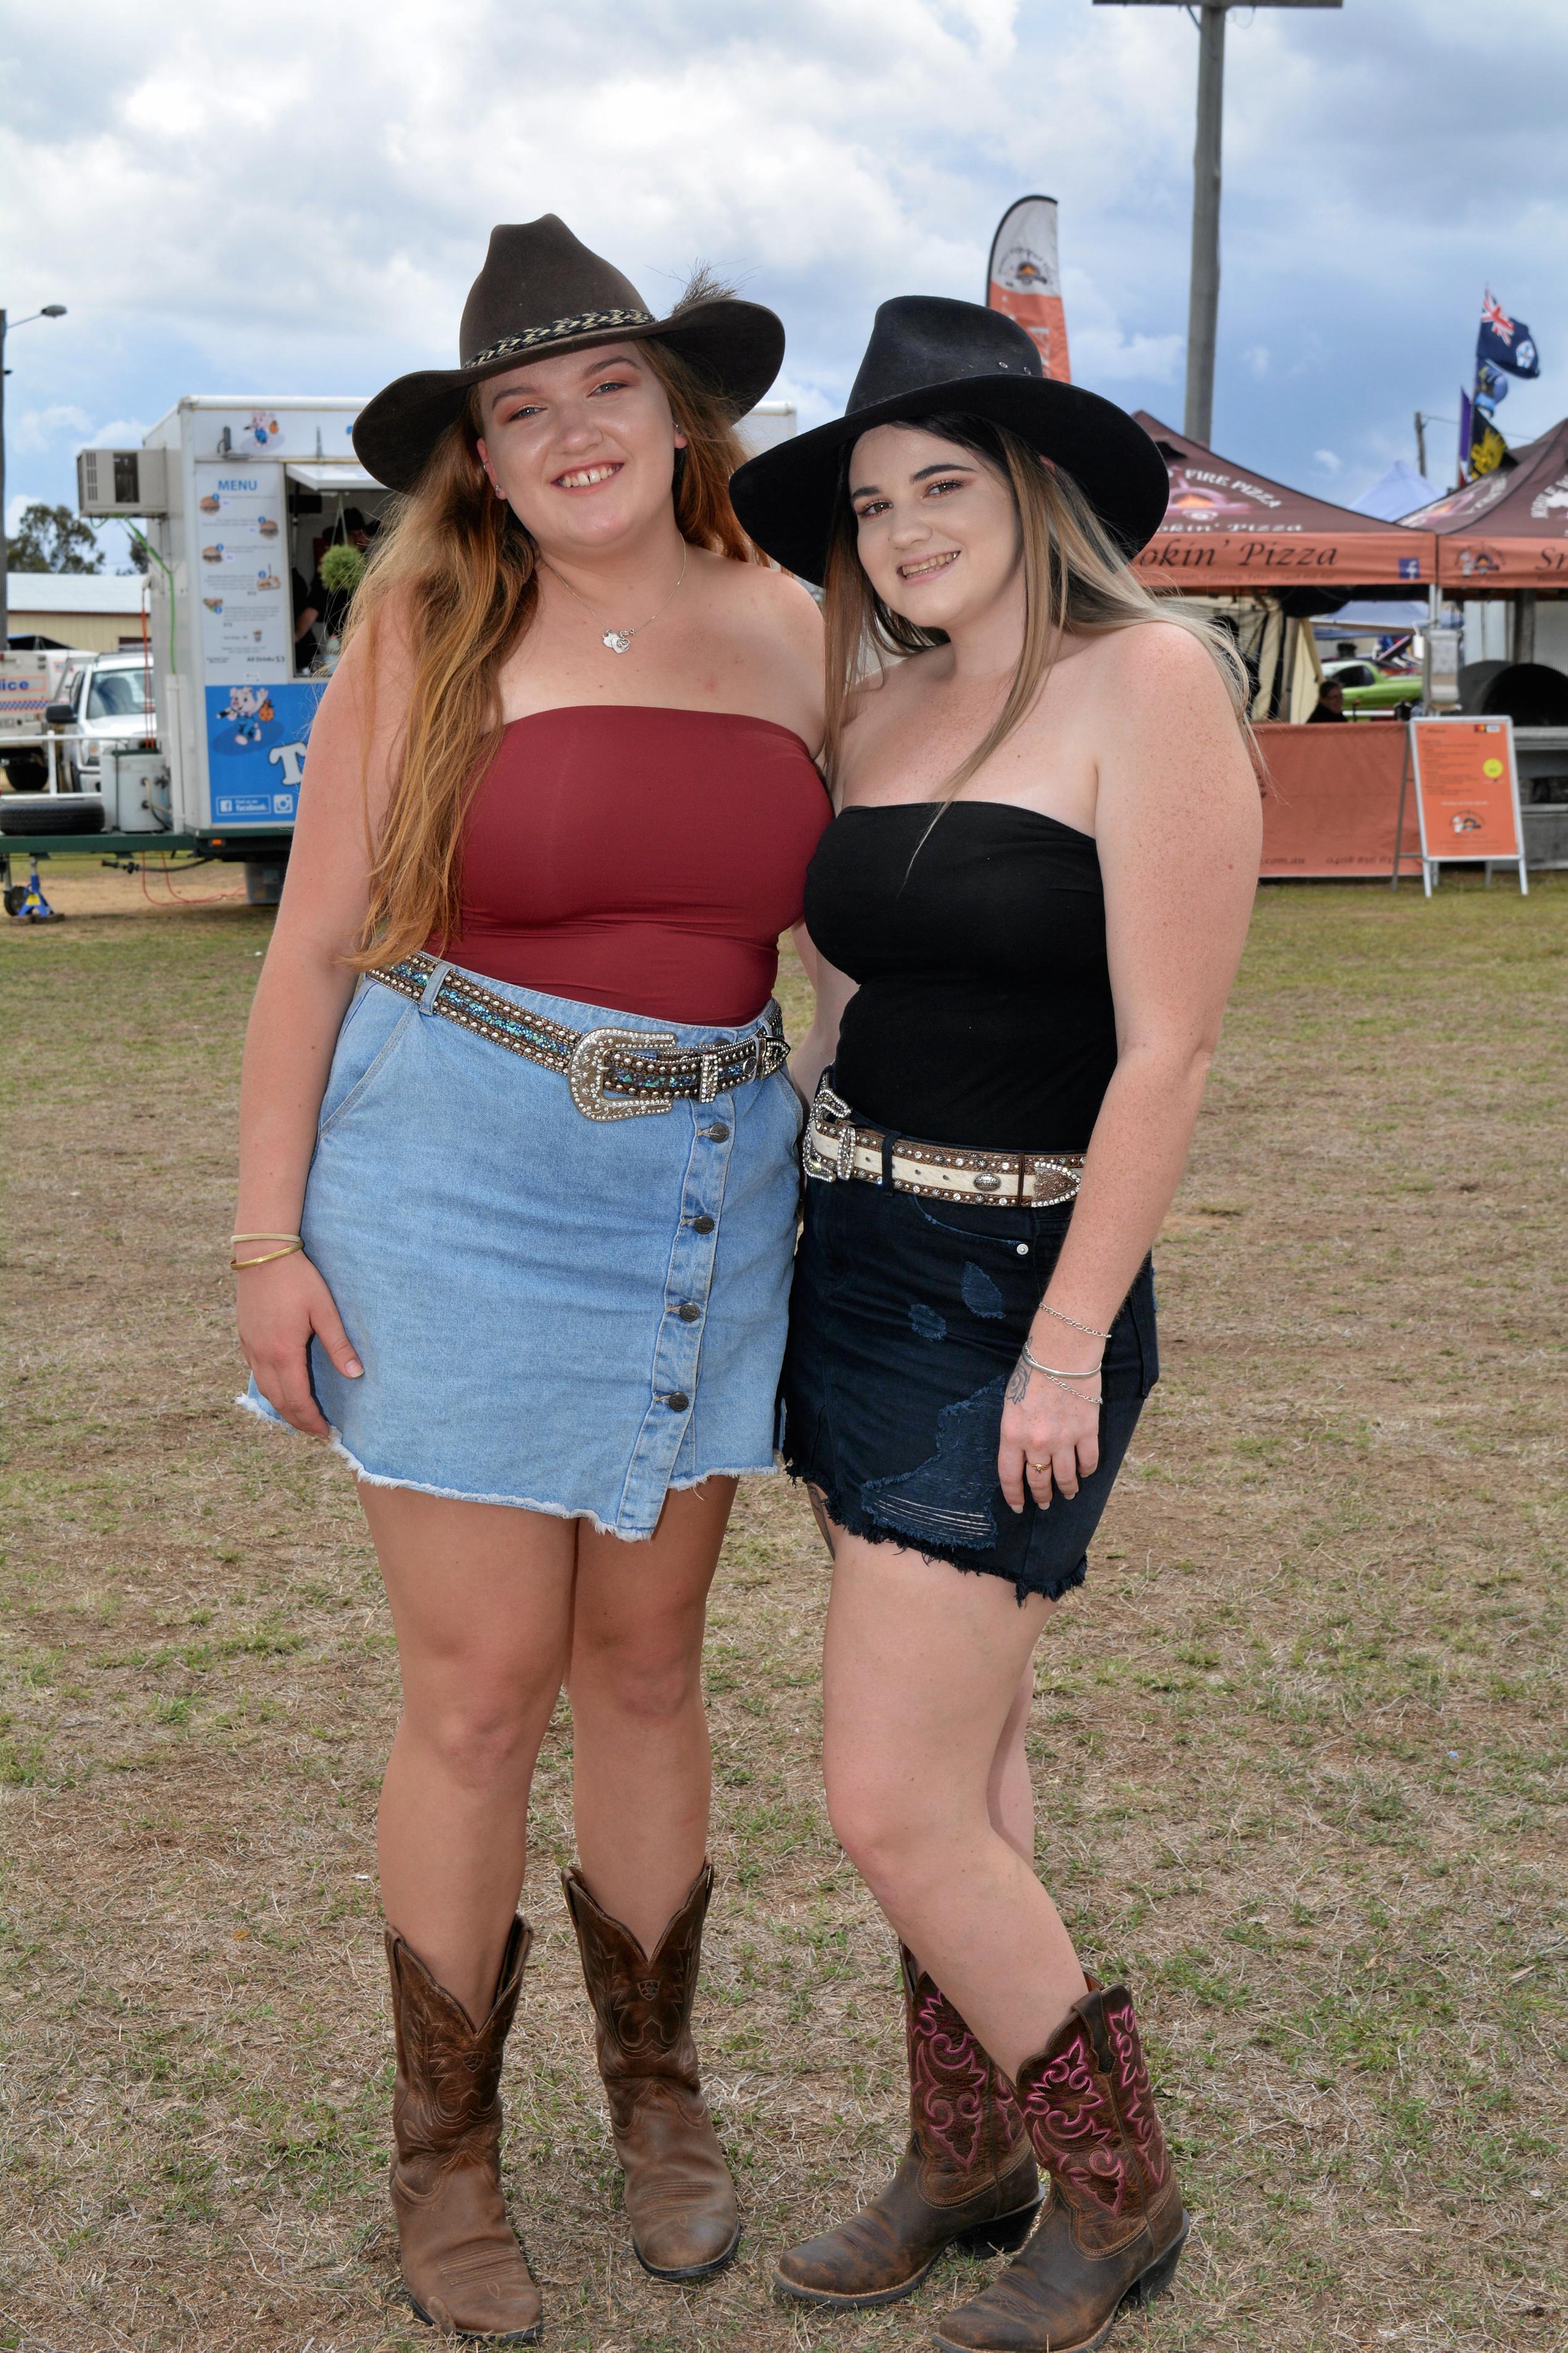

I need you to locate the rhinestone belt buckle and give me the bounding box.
[803,1083,856,1181]
[568,1026,680,1121]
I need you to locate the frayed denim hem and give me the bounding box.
[783,1454,1089,1608]
[235,1391,777,1540]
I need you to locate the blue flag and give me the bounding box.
[1478,292,1540,379]
[1473,359,1509,416]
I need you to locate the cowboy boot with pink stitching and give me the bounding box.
[774,1948,1042,2309]
[932,1981,1187,2353]
[386,1917,542,2344]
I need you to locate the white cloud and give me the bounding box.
[9,403,92,454]
[1313,449,1344,476]
[77,418,151,453]
[0,0,1564,514]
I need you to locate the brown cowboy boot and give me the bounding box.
[932,1982,1187,2353]
[775,1947,1042,2309]
[563,1859,740,2279]
[385,1918,542,2344]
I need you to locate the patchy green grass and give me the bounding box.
[0,863,1564,2351]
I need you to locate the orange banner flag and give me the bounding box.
[987,195,1071,384]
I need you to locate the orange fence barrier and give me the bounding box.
[1255,721,1421,881]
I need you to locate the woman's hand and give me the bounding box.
[997,1353,1101,1513]
[237,1253,363,1437]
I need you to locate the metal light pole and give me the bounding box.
[0,303,69,653]
[1094,1,1341,446]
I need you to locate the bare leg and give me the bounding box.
[822,1529,1086,2081]
[365,1485,576,2023]
[568,1478,735,1951]
[988,1662,1038,1867]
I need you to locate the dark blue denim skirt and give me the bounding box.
[781,1171,1158,1602]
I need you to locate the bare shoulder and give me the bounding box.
[712,551,823,643]
[1094,617,1237,716]
[843,646,927,731]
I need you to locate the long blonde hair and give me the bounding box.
[346,283,762,968]
[822,413,1249,803]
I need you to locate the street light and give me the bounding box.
[1,301,70,656]
[1094,2,1341,446]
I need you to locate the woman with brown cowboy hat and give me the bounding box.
[730,300,1259,2352]
[232,216,826,2339]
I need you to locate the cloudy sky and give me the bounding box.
[3,0,1565,564]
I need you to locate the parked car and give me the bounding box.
[1322,657,1423,715]
[53,649,158,788]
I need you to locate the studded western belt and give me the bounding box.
[368,952,789,1122]
[803,1083,1084,1206]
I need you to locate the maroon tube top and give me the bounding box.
[433,704,829,1025]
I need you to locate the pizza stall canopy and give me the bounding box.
[1131,414,1438,590]
[1400,419,1568,590]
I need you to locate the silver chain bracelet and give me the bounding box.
[1039,1299,1113,1342]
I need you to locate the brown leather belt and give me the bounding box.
[369,952,788,1122]
[803,1084,1084,1206]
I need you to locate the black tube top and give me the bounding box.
[803,800,1117,1152]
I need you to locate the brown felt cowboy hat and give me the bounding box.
[729,296,1170,586]
[354,215,786,493]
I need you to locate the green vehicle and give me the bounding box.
[1323,657,1423,715]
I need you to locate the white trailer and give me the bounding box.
[78,396,384,849]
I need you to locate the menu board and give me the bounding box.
[1409,716,1527,895]
[194,462,290,683]
[1410,719,1522,861]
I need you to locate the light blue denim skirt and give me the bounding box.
[240,961,805,1538]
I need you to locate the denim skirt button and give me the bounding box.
[666,1392,691,1412]
[677,1302,702,1322]
[704,1123,730,1141]
[689,1214,715,1233]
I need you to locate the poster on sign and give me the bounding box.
[986,196,1071,384]
[1409,716,1527,896]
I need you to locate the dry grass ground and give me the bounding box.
[1,860,1564,2353]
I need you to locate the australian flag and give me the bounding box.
[1478,292,1541,379]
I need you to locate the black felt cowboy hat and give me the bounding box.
[728,296,1170,585]
[353,215,785,493]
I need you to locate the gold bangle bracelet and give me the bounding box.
[230,1231,302,1244]
[230,1242,304,1270]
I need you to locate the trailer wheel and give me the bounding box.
[244,859,287,906]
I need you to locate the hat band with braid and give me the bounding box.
[466,308,655,368]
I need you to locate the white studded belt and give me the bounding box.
[803,1084,1084,1207]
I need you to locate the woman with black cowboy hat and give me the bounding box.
[730,299,1260,2352]
[233,216,826,2339]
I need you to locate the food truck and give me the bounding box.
[77,395,386,861]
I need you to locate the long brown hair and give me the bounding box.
[346,279,762,968]
[822,413,1249,805]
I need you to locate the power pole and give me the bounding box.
[1415,411,1428,479]
[1094,2,1342,446]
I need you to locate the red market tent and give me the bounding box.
[1131,415,1438,591]
[1401,420,1568,589]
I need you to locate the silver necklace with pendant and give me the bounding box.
[544,543,688,654]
